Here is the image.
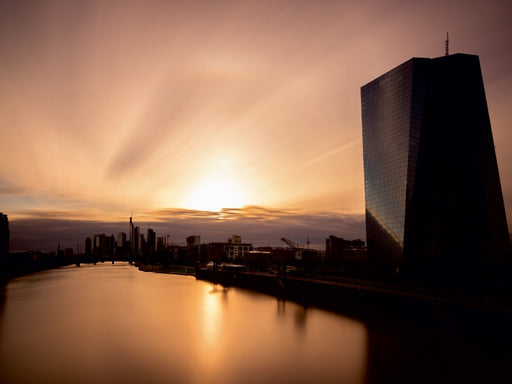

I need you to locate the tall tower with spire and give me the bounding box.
[129,215,134,251]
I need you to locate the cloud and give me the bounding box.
[0,180,26,195]
[300,139,361,168]
[8,206,365,252]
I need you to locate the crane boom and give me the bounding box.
[280,237,304,249]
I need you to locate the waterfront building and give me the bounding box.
[225,242,253,259]
[325,236,366,265]
[156,237,166,252]
[0,212,9,256]
[361,53,511,285]
[208,236,254,261]
[187,235,201,247]
[186,235,201,263]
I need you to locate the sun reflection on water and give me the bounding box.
[202,284,227,348]
[194,283,230,381]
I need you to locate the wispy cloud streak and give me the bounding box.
[300,139,361,168]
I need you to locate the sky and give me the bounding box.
[1,0,512,251]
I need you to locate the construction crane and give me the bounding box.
[280,237,310,250]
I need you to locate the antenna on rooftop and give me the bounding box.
[445,32,449,56]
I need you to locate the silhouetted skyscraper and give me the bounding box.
[0,212,9,256]
[85,237,92,255]
[116,232,127,249]
[147,228,156,254]
[361,53,511,285]
[129,216,134,251]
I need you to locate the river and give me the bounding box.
[0,262,509,383]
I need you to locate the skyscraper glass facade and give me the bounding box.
[0,212,8,256]
[362,59,419,264]
[361,54,511,283]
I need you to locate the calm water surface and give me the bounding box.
[0,263,368,383]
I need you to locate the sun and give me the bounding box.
[177,151,256,212]
[183,177,248,212]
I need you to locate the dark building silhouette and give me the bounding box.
[138,232,144,253]
[186,235,201,264]
[361,53,511,286]
[93,234,108,258]
[133,227,140,253]
[208,236,254,262]
[117,232,127,248]
[325,235,366,265]
[146,228,156,254]
[0,212,9,256]
[129,216,135,252]
[156,237,166,252]
[116,232,128,255]
[85,237,92,255]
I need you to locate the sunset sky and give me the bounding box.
[1,0,512,250]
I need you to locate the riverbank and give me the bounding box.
[137,264,195,276]
[136,263,512,330]
[193,268,512,333]
[12,260,508,336]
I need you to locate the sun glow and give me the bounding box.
[183,176,250,212]
[178,151,256,212]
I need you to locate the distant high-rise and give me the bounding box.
[147,228,156,254]
[0,212,9,256]
[116,232,127,249]
[361,53,511,284]
[85,237,92,255]
[134,227,140,252]
[129,216,134,251]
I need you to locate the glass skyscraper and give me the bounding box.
[361,54,511,285]
[0,212,9,257]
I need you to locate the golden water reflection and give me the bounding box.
[195,284,368,384]
[0,263,368,384]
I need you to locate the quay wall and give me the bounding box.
[194,269,512,332]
